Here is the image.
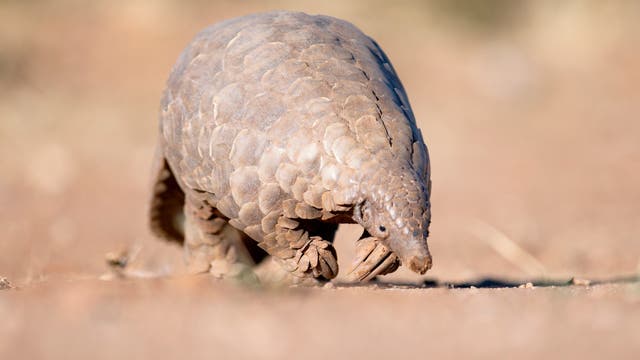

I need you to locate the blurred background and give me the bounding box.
[1,0,639,284]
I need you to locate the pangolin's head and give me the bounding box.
[354,170,432,274]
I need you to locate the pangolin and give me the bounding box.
[149,11,432,283]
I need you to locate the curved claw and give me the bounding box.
[347,237,400,282]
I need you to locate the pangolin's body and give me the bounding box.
[150,11,432,282]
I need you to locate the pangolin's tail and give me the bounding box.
[149,146,185,244]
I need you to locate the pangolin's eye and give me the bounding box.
[379,225,387,232]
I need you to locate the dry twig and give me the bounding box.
[468,219,546,276]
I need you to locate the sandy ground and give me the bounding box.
[2,277,640,359]
[1,1,639,358]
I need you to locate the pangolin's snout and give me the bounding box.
[387,235,433,275]
[406,253,432,274]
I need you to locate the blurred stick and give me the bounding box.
[102,244,158,279]
[468,219,546,276]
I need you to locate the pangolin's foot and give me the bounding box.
[347,237,400,282]
[254,257,325,287]
[209,259,260,286]
[261,216,339,282]
[183,194,260,285]
[186,242,260,285]
[282,236,338,280]
[185,239,231,274]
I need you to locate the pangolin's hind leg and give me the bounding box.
[149,152,256,280]
[183,193,257,280]
[259,214,339,283]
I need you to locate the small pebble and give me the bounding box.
[323,282,336,289]
[518,282,534,289]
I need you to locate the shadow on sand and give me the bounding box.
[360,274,640,289]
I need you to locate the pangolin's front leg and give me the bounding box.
[259,214,338,281]
[347,237,400,282]
[183,194,255,279]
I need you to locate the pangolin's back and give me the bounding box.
[159,11,427,224]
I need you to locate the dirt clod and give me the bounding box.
[0,277,12,290]
[569,277,591,286]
